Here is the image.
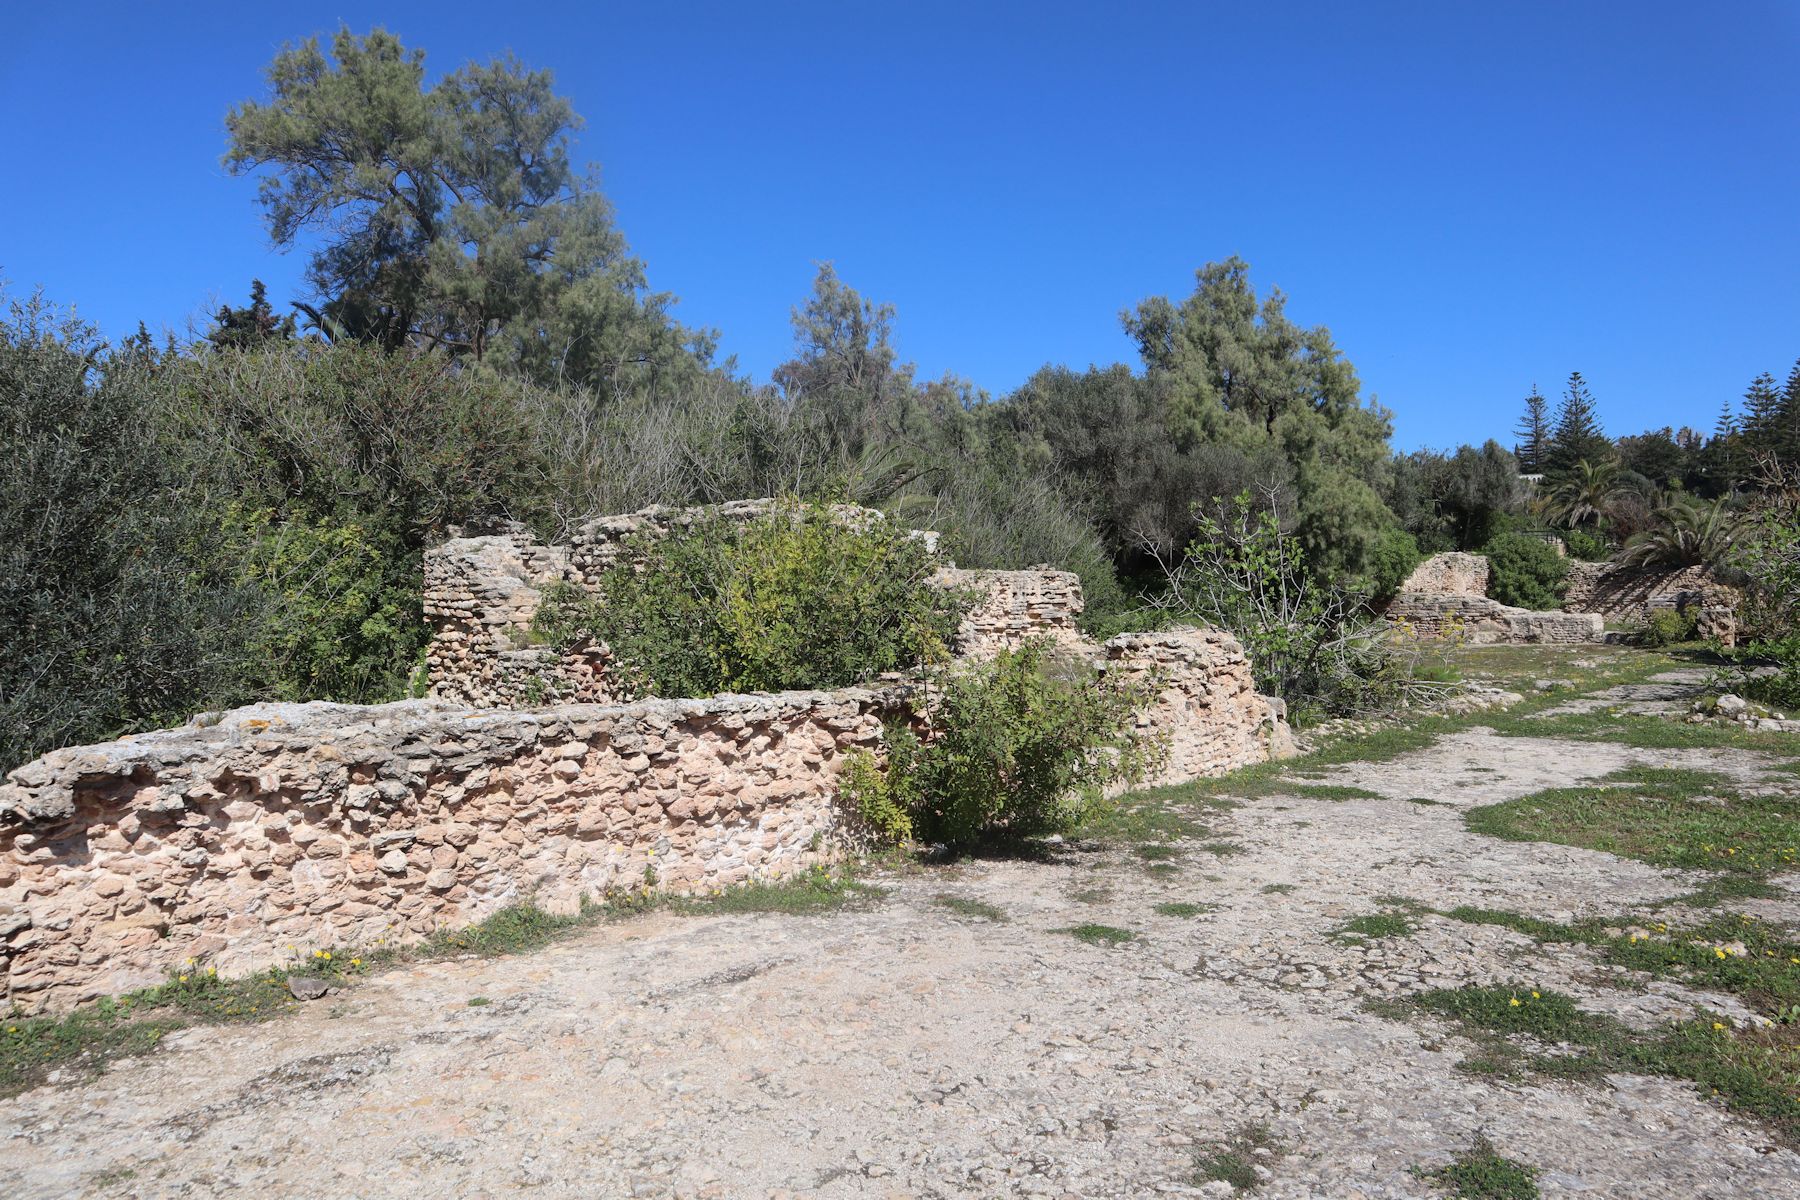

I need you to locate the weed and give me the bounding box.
[467,996,492,1007]
[1261,883,1297,895]
[1064,924,1139,947]
[1193,1123,1280,1191]
[1417,1133,1539,1199]
[1071,886,1113,904]
[1466,766,1798,876]
[1155,902,1218,918]
[1333,911,1418,943]
[1404,796,1445,806]
[1198,841,1245,857]
[1144,863,1181,878]
[1134,844,1182,861]
[933,895,1009,922]
[1287,784,1383,801]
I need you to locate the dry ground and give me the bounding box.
[3,647,1798,1199]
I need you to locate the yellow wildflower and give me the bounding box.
[1508,997,1521,1007]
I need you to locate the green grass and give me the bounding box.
[933,895,1009,922]
[1417,1134,1540,1199]
[1192,1123,1279,1190]
[1397,983,1800,1146]
[1198,841,1245,857]
[1144,862,1181,878]
[1439,905,1800,1016]
[1404,796,1446,807]
[1154,902,1218,918]
[1070,885,1113,904]
[1134,843,1182,861]
[467,996,491,1007]
[1080,788,1211,842]
[1261,883,1297,895]
[1063,923,1139,947]
[1333,911,1419,943]
[1286,784,1384,801]
[1464,766,1799,876]
[1487,707,1800,754]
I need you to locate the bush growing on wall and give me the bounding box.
[534,499,969,697]
[1482,532,1569,610]
[885,639,1156,850]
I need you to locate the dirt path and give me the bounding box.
[4,692,1798,1198]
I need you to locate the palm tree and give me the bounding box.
[1548,459,1622,529]
[1619,495,1744,569]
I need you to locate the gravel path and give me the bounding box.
[4,723,1798,1199]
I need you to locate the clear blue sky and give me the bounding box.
[4,2,1797,450]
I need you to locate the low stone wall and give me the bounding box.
[1562,561,1737,625]
[934,566,1087,658]
[1385,593,1604,644]
[1103,628,1292,785]
[0,691,889,1013]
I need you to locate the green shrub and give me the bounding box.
[884,639,1158,850]
[1640,607,1698,648]
[837,748,913,843]
[1723,506,1800,709]
[1561,527,1609,561]
[1366,527,1422,600]
[1481,532,1569,610]
[534,499,968,698]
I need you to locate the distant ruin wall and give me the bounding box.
[934,566,1087,658]
[0,690,890,1014]
[1384,593,1604,645]
[1103,627,1290,785]
[426,503,1073,706]
[1562,561,1737,624]
[1397,552,1491,598]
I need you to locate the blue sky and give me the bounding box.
[4,2,1797,450]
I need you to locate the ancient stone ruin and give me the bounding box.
[1,500,1292,1013]
[1384,549,1738,646]
[1383,551,1603,644]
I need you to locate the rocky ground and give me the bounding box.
[3,652,1798,1199]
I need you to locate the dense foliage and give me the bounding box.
[874,640,1156,850]
[1481,533,1569,611]
[533,502,967,698]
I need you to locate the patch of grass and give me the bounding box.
[1063,923,1139,947]
[1465,766,1798,876]
[1080,789,1210,842]
[1287,784,1383,801]
[1333,911,1419,943]
[1404,796,1445,806]
[1155,902,1218,918]
[933,895,1009,922]
[677,867,885,916]
[1144,862,1181,879]
[1198,841,1245,857]
[1417,1134,1539,1199]
[1397,983,1800,1146]
[1489,707,1800,754]
[467,996,492,1007]
[1134,843,1182,861]
[1440,905,1800,1016]
[1070,885,1113,904]
[423,898,601,957]
[1261,883,1297,895]
[1192,1123,1279,1191]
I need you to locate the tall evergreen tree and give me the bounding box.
[1544,371,1612,479]
[1742,371,1784,460]
[1702,399,1742,495]
[1776,358,1800,466]
[1513,385,1549,473]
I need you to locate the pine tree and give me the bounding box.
[1544,371,1612,480]
[1701,399,1741,495]
[1741,371,1784,460]
[1512,385,1549,474]
[1775,357,1800,466]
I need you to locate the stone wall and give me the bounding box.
[1562,561,1737,624]
[1384,593,1604,644]
[0,691,891,1014]
[1386,552,1604,645]
[1103,628,1293,785]
[934,567,1087,658]
[1397,552,1491,597]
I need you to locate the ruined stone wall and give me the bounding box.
[0,691,889,1014]
[934,567,1087,658]
[1397,552,1491,597]
[1103,628,1291,786]
[1562,561,1736,624]
[1384,593,1604,644]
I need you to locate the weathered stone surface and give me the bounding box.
[933,566,1087,659]
[1386,592,1604,644]
[1102,628,1281,786]
[0,690,891,1013]
[1397,551,1490,597]
[1562,560,1739,625]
